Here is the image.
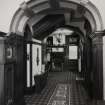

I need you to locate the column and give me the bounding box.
[91,31,104,100]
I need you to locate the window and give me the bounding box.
[69,46,78,59]
[52,48,64,52]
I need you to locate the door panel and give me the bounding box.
[26,44,31,88]
[32,45,42,86]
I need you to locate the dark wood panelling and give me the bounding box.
[66,34,79,45]
[9,35,25,105]
[91,32,103,100]
[34,72,48,93]
[0,32,6,37]
[0,65,5,105]
[83,37,93,98]
[0,64,15,105]
[49,0,60,8]
[42,43,47,64]
[32,14,65,40]
[4,64,14,105]
[0,34,25,105]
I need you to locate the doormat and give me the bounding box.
[47,84,70,105]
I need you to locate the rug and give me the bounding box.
[47,83,70,105]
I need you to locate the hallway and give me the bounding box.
[24,71,89,105]
[1,0,105,105]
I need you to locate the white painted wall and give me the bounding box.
[69,46,78,59]
[0,0,19,32]
[90,0,105,29]
[0,0,30,32]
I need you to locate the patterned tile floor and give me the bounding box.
[47,83,70,105]
[24,72,105,105]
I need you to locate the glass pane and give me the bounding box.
[69,46,78,59]
[52,48,64,52]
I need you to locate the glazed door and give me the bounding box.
[32,44,42,86]
[68,45,78,71]
[26,44,31,88]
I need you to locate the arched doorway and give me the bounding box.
[43,26,85,72]
[1,0,104,105]
[10,0,103,34]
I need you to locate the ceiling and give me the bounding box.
[32,14,65,40]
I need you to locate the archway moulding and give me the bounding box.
[10,0,103,36]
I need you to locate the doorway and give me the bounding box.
[6,0,104,105]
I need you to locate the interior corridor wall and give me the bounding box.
[0,0,105,100]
